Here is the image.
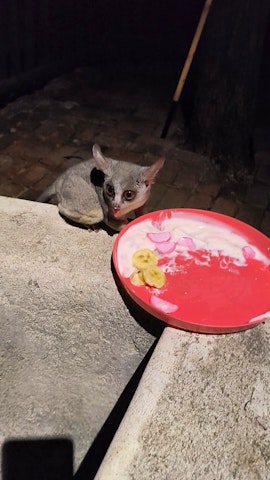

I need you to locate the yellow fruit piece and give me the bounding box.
[130,270,146,286]
[142,266,166,288]
[132,249,158,270]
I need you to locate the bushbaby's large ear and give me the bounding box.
[143,158,165,185]
[92,144,110,170]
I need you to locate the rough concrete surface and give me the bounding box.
[0,196,156,474]
[96,326,270,480]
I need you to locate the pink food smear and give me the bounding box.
[148,250,270,325]
[155,242,176,254]
[177,236,196,250]
[242,245,256,260]
[147,231,171,243]
[150,294,178,314]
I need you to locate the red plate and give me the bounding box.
[112,209,270,334]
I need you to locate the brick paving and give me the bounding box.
[0,64,269,236]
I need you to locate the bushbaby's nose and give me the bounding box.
[113,207,121,218]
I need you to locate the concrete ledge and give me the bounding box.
[2,196,270,479]
[0,196,156,473]
[95,325,270,480]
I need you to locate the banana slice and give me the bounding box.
[130,249,166,288]
[142,265,166,288]
[132,249,158,270]
[130,270,146,286]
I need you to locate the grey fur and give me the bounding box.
[37,144,164,231]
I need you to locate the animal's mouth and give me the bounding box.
[112,207,122,219]
[107,209,129,231]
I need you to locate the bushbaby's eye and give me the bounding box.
[123,190,136,201]
[105,184,114,197]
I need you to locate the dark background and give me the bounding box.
[0,0,269,115]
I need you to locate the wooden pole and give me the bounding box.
[161,0,213,138]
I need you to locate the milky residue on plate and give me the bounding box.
[116,213,270,278]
